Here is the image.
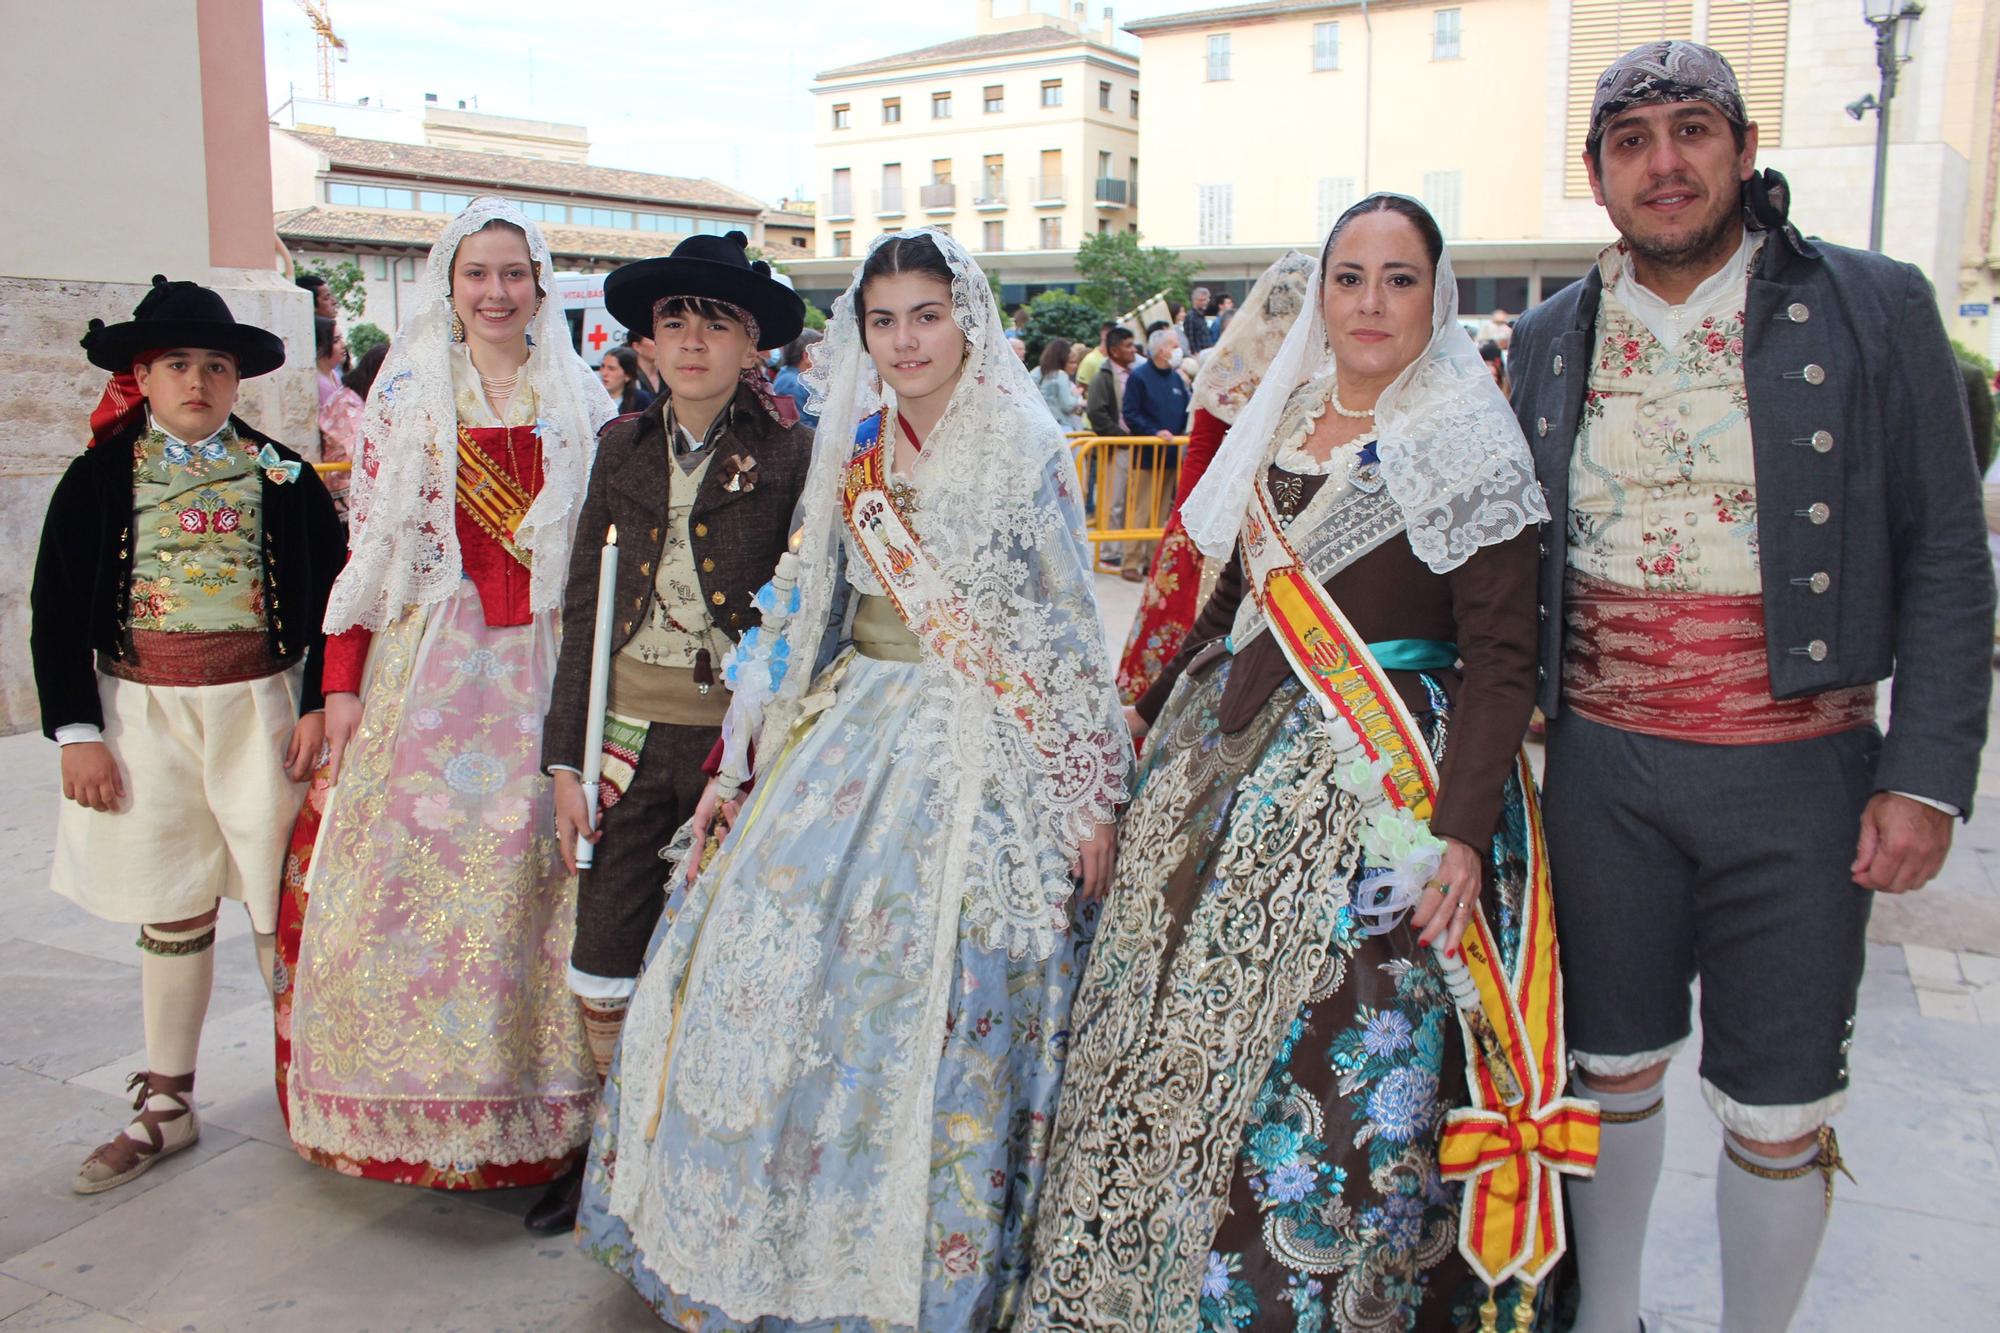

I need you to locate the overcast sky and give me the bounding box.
[261,0,1189,204]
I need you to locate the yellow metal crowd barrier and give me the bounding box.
[1069,434,1189,574]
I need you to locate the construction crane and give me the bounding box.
[294,0,348,101]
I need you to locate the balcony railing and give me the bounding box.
[920,182,956,210]
[1093,177,1131,207]
[1031,175,1066,203]
[974,179,1008,209]
[875,187,905,216]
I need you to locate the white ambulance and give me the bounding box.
[554,273,625,363]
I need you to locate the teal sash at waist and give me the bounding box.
[1223,634,1458,671]
[1365,638,1459,671]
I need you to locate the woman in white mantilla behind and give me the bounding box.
[577,227,1130,1330]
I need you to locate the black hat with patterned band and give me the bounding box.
[81,275,288,378]
[604,231,806,351]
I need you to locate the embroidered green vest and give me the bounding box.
[130,426,266,632]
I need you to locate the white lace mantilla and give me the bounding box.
[1181,207,1548,574]
[763,226,1129,962]
[324,196,612,632]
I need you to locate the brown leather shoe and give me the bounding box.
[73,1071,198,1195]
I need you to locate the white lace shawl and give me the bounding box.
[1180,223,1548,573]
[768,226,1130,962]
[323,196,612,633]
[1189,249,1317,426]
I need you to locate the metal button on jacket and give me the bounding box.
[694,522,709,538]
[1803,364,1826,386]
[1787,302,1811,323]
[1810,571,1831,594]
[710,590,726,605]
[1536,417,1549,437]
[701,557,716,573]
[1812,430,1834,453]
[1806,502,1831,525]
[1806,639,1828,662]
[1552,354,1565,376]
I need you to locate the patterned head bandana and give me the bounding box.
[1588,40,1747,152]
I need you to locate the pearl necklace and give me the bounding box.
[1329,380,1376,419]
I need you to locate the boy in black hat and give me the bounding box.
[33,276,344,1194]
[529,231,814,1231]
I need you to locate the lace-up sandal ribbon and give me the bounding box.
[73,1071,198,1195]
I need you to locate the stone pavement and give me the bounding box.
[0,572,1996,1331]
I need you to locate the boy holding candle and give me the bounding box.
[532,232,813,1232]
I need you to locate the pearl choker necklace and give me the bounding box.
[1329,381,1375,419]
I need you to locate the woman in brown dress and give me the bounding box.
[1025,195,1563,1332]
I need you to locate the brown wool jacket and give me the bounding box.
[1136,467,1540,849]
[542,383,813,772]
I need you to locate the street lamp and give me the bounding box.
[1847,0,1924,252]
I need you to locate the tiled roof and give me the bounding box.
[275,206,678,262]
[278,130,766,213]
[816,26,1129,80]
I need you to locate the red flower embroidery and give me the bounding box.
[937,1232,979,1278]
[1621,339,1642,362]
[213,507,241,533]
[178,508,207,533]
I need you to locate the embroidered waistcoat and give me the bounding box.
[129,427,265,632]
[619,448,730,671]
[1566,276,1759,595]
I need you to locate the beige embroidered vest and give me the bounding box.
[1566,283,1759,595]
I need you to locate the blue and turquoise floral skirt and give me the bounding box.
[1024,656,1543,1333]
[578,651,1093,1331]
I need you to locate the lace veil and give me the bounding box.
[774,226,1129,961]
[1180,200,1547,573]
[1190,250,1316,425]
[324,196,612,633]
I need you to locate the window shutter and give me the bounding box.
[1706,0,1788,147]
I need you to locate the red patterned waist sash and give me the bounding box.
[1561,570,1874,745]
[101,630,291,688]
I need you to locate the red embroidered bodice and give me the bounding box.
[323,425,544,694]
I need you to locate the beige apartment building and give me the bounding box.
[1128,0,2000,352]
[808,3,1142,277]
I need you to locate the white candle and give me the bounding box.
[576,522,619,870]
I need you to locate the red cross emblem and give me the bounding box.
[587,323,609,351]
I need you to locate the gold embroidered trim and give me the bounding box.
[1598,1099,1665,1125]
[1725,1125,1854,1209]
[135,927,216,957]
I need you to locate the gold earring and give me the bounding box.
[451,311,466,343]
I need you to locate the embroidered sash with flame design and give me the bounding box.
[455,425,538,567]
[1238,475,1599,1289]
[839,420,1046,733]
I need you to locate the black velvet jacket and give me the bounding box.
[29,416,346,739]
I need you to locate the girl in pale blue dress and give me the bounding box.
[578,228,1130,1332]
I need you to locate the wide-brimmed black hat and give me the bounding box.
[82,275,287,378]
[605,231,805,350]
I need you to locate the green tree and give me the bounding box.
[1022,290,1104,364]
[297,258,367,320]
[802,304,828,333]
[1073,231,1199,324]
[347,321,389,362]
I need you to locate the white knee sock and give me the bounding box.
[1568,1082,1666,1333]
[132,921,215,1144]
[1717,1131,1838,1333]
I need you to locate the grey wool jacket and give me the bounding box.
[1508,170,1994,815]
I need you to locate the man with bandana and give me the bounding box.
[533,231,813,1233]
[1509,41,1992,1333]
